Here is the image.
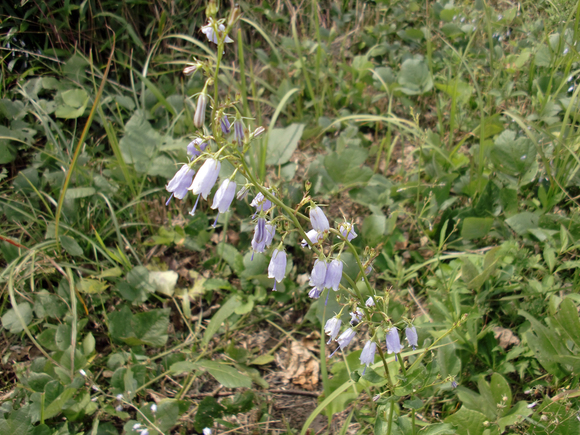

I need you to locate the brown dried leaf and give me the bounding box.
[493,326,520,349]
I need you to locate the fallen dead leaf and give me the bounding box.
[493,326,520,349]
[276,341,319,390]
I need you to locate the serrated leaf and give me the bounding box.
[194,359,252,388]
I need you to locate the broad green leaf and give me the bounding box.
[119,111,160,171]
[490,373,512,416]
[556,298,580,349]
[0,406,33,435]
[169,361,196,375]
[445,406,490,435]
[249,354,275,365]
[490,130,537,177]
[505,212,539,235]
[397,57,433,95]
[217,243,244,275]
[64,187,96,200]
[497,401,532,432]
[2,302,33,333]
[419,423,457,435]
[266,123,305,165]
[193,396,225,432]
[461,217,493,240]
[55,89,89,119]
[324,147,373,185]
[203,296,242,345]
[194,359,252,388]
[129,309,170,347]
[362,214,386,244]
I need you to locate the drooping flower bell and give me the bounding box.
[324,317,342,344]
[188,158,221,215]
[194,90,209,128]
[201,19,234,45]
[187,138,208,160]
[251,192,273,214]
[350,308,364,324]
[211,179,236,226]
[301,229,323,248]
[165,164,195,205]
[330,328,356,357]
[360,340,377,373]
[268,249,287,291]
[308,287,322,299]
[324,259,343,291]
[405,326,418,350]
[338,222,357,241]
[386,327,403,357]
[310,206,330,232]
[233,117,245,145]
[220,115,231,135]
[251,218,275,257]
[309,259,327,289]
[365,296,375,307]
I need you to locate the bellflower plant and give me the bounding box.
[405,326,418,350]
[220,115,231,134]
[309,259,327,288]
[360,340,377,373]
[338,222,357,241]
[324,259,343,291]
[268,249,287,291]
[330,328,356,357]
[188,158,221,215]
[201,19,233,44]
[324,317,342,344]
[301,229,323,247]
[233,117,244,145]
[386,327,403,355]
[165,165,195,205]
[211,179,236,226]
[187,138,208,159]
[310,206,330,232]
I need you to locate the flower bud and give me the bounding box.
[252,126,265,138]
[386,327,402,355]
[183,65,197,76]
[194,92,209,128]
[324,317,341,344]
[405,326,418,350]
[360,340,377,369]
[233,118,245,145]
[310,206,329,232]
[324,259,343,291]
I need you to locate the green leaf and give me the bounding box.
[556,298,580,349]
[362,214,386,244]
[203,296,242,345]
[324,147,373,185]
[266,123,305,165]
[2,302,33,333]
[418,423,456,435]
[403,398,423,410]
[130,308,170,347]
[77,278,109,294]
[194,359,252,388]
[497,401,532,432]
[361,367,384,384]
[445,406,489,435]
[461,217,493,240]
[490,130,537,177]
[505,212,539,235]
[119,111,161,172]
[249,354,275,365]
[217,243,245,275]
[55,89,89,119]
[193,396,225,432]
[64,187,96,200]
[0,406,33,435]
[490,373,512,416]
[397,57,433,95]
[148,270,178,297]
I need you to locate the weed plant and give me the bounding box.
[1,0,580,434]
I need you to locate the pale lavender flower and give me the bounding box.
[141,430,149,435]
[527,402,537,409]
[350,308,364,324]
[373,394,381,402]
[360,340,377,371]
[187,138,208,159]
[188,158,221,215]
[251,192,273,214]
[132,423,141,430]
[233,118,244,145]
[201,20,234,44]
[365,296,375,307]
[308,287,322,299]
[405,326,418,350]
[451,380,458,389]
[330,328,356,357]
[301,229,323,247]
[150,403,157,413]
[115,405,123,412]
[324,317,342,344]
[309,260,327,288]
[194,92,208,128]
[211,179,236,226]
[338,222,357,241]
[166,165,195,205]
[386,327,402,356]
[268,249,287,291]
[310,206,329,232]
[324,259,343,291]
[251,219,275,257]
[203,429,212,435]
[220,115,231,134]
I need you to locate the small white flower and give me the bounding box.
[203,428,213,435]
[150,403,157,413]
[79,369,87,377]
